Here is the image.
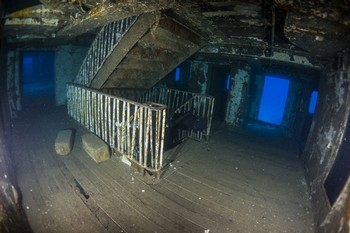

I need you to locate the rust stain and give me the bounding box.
[346,197,350,227]
[89,4,106,17]
[9,7,31,18]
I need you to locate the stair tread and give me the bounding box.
[139,32,192,54]
[119,57,166,72]
[127,45,179,61]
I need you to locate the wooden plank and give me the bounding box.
[139,32,188,54]
[127,45,178,61]
[11,109,109,233]
[158,17,203,45]
[118,57,166,72]
[12,106,314,233]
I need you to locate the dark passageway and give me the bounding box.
[21,51,55,108]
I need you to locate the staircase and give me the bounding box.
[74,12,205,90]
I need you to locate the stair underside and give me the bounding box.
[100,15,205,89]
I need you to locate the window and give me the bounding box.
[226,74,230,91]
[258,76,290,125]
[175,67,181,81]
[22,51,54,97]
[308,90,318,114]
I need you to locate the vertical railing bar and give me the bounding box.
[82,88,86,127]
[95,93,98,136]
[86,89,90,130]
[149,110,154,168]
[155,110,160,170]
[79,87,82,124]
[121,101,126,153]
[139,107,144,165]
[107,23,112,54]
[100,94,104,139]
[91,90,94,132]
[144,108,149,168]
[97,93,101,138]
[131,106,138,161]
[111,98,116,148]
[159,108,166,170]
[98,93,101,137]
[107,97,111,145]
[73,86,76,119]
[84,88,87,128]
[207,97,215,140]
[100,31,104,67]
[116,99,121,152]
[104,96,108,142]
[127,102,131,157]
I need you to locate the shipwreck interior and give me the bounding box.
[0,0,350,233]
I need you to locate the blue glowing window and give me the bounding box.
[258,76,290,125]
[175,67,180,81]
[226,74,230,90]
[308,90,318,114]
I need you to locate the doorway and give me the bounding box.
[21,51,55,108]
[208,65,230,121]
[258,75,290,125]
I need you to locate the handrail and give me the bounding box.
[67,83,167,172]
[74,16,138,86]
[139,87,215,141]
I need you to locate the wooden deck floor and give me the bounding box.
[10,106,314,233]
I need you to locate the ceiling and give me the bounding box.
[1,0,350,58]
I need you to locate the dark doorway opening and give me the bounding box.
[21,51,55,108]
[208,65,230,121]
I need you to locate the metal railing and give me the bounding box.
[74,16,138,86]
[67,83,167,172]
[139,87,215,141]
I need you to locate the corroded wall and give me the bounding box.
[6,50,21,118]
[0,40,31,233]
[188,61,208,95]
[225,63,251,127]
[302,51,350,230]
[55,45,87,105]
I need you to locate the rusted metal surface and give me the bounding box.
[301,50,350,230]
[284,10,350,58]
[3,0,349,60]
[67,83,167,172]
[6,50,21,118]
[74,16,138,86]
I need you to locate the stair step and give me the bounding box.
[111,68,157,79]
[104,70,156,89]
[139,32,189,54]
[157,17,203,46]
[127,45,179,62]
[118,57,166,72]
[154,27,199,49]
[90,12,158,89]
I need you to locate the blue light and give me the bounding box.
[308,90,318,114]
[22,52,54,97]
[258,76,290,125]
[226,74,230,90]
[175,67,180,81]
